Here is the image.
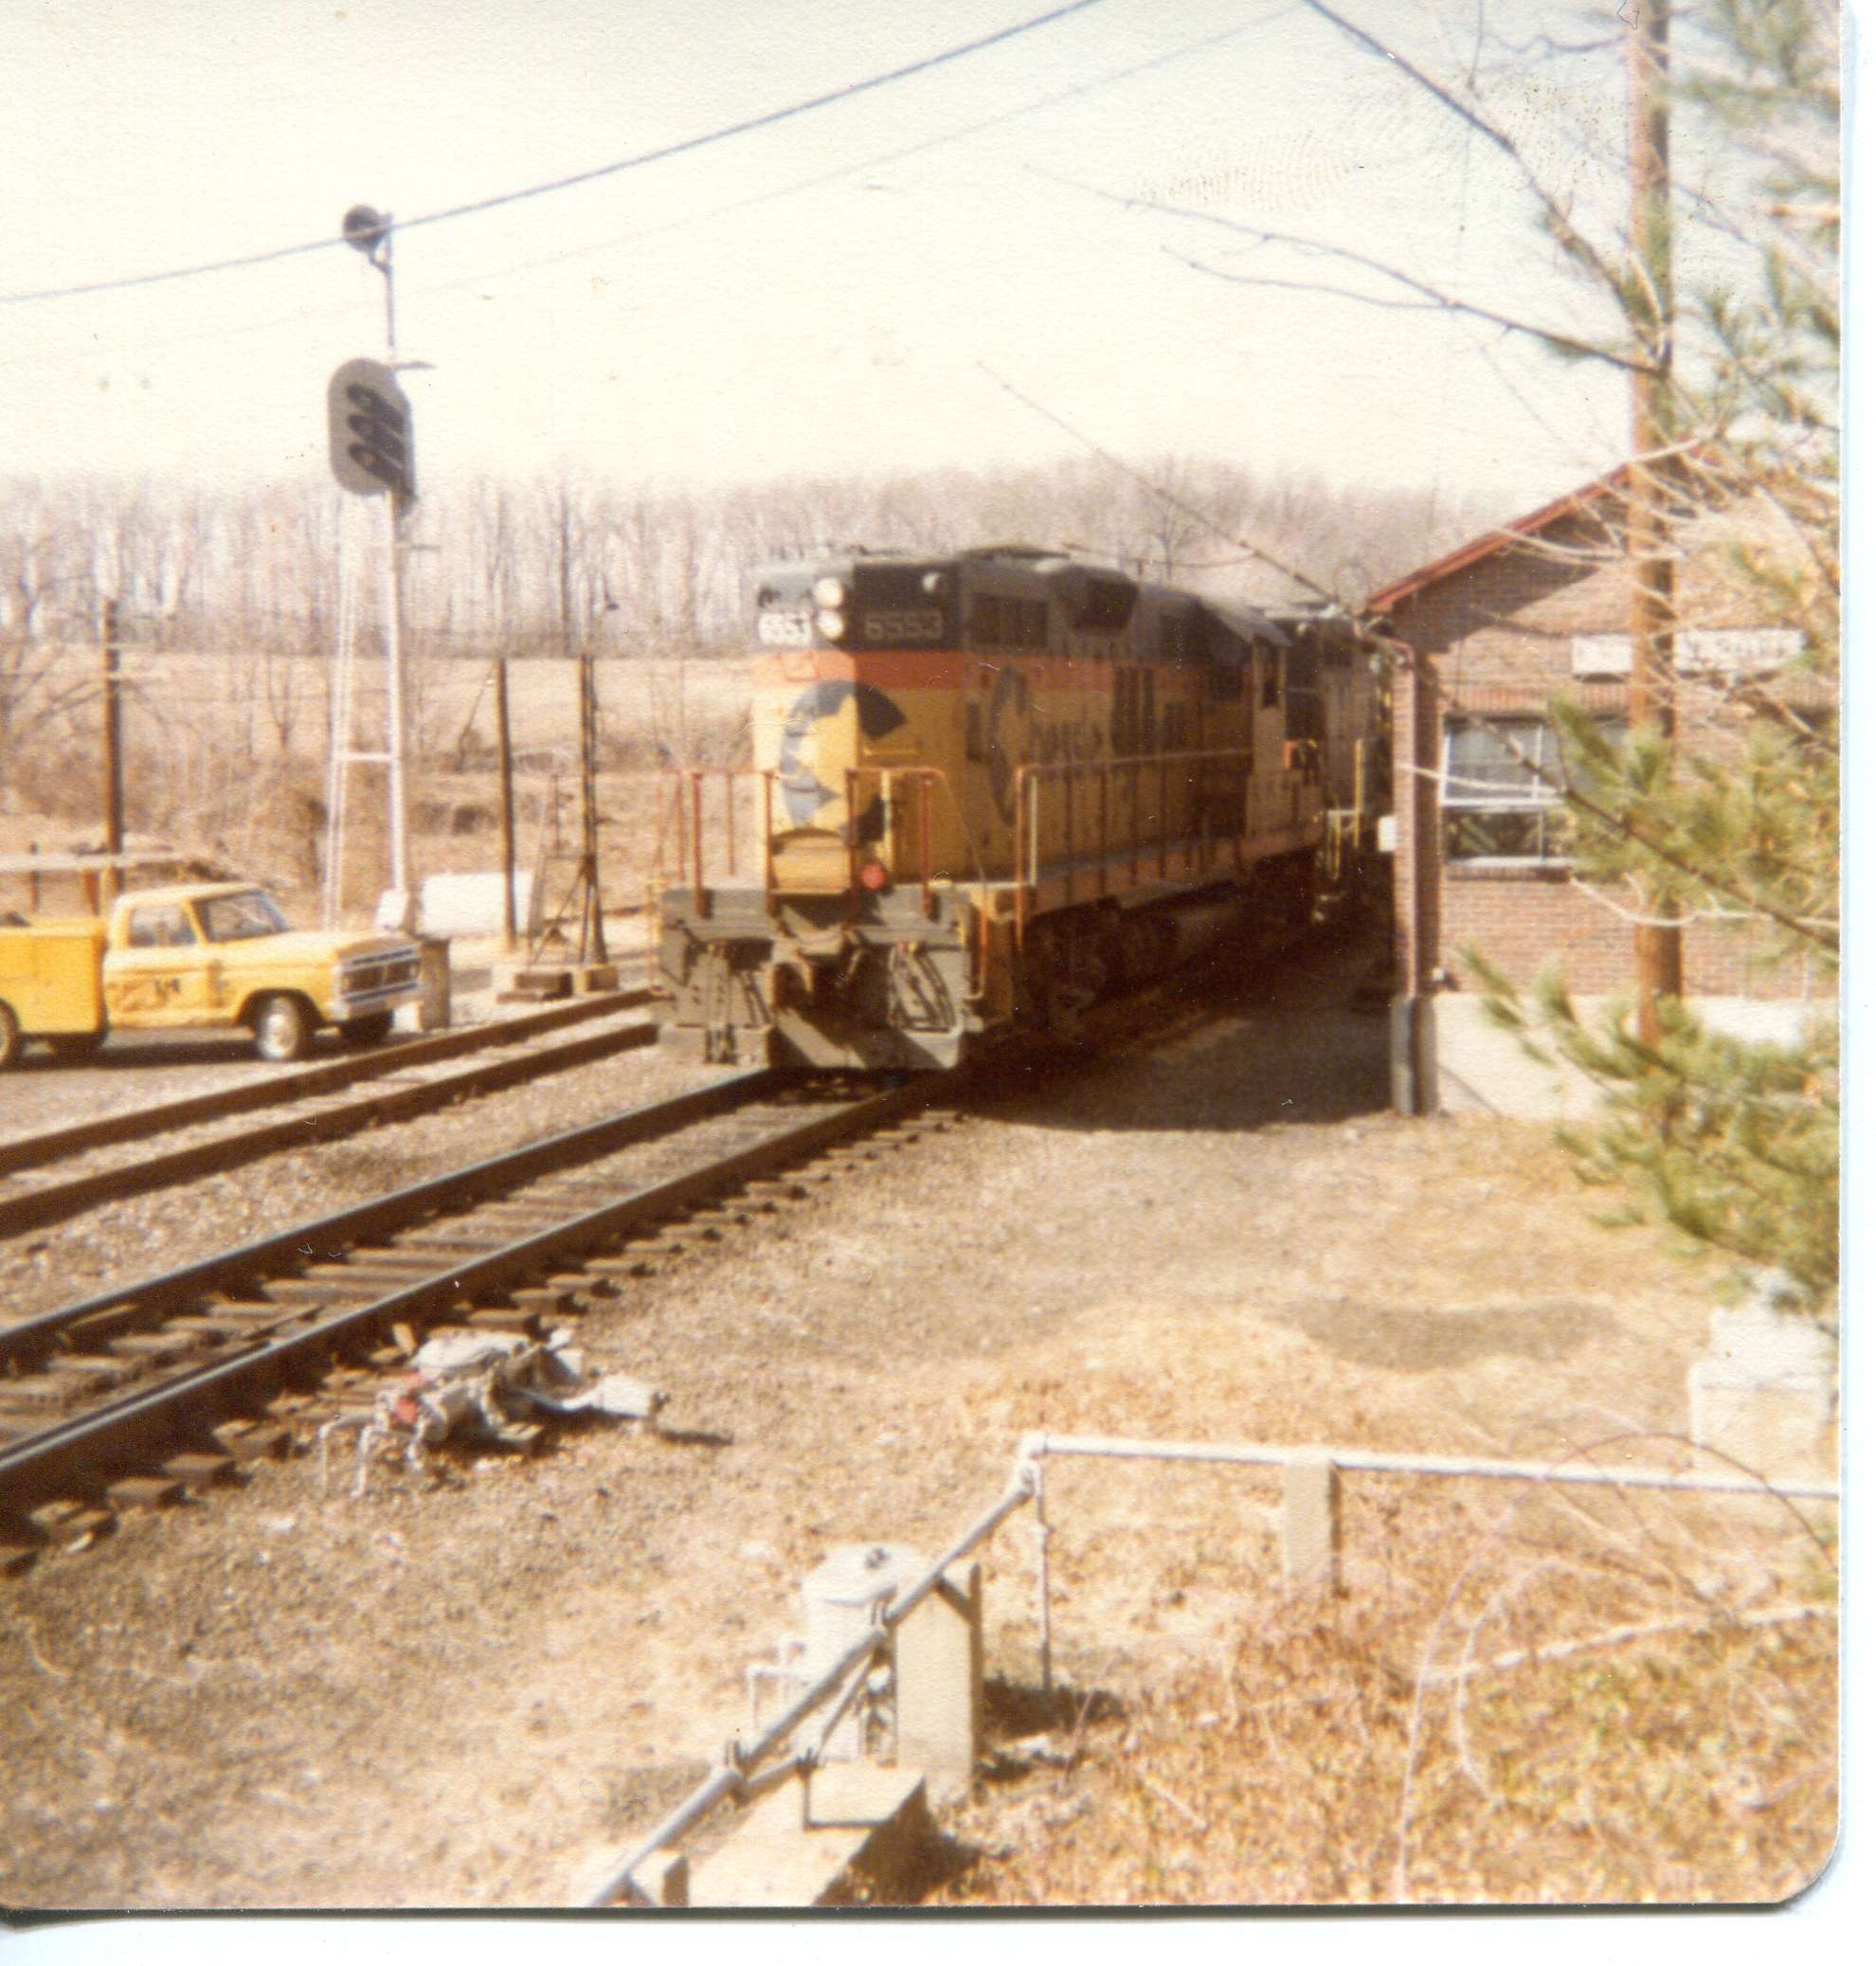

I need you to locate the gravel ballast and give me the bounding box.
[0,936,1749,1908]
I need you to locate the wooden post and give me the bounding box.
[576,637,608,964]
[100,598,125,905]
[494,655,518,954]
[1627,0,1681,1040]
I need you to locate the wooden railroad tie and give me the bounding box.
[27,1500,115,1552]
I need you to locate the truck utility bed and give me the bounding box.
[0,918,107,1036]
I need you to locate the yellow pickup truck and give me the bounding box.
[0,881,423,1069]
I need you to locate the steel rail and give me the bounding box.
[0,1000,658,1240]
[0,989,652,1177]
[0,1073,935,1522]
[0,1067,780,1373]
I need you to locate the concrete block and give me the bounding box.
[893,1561,983,1802]
[637,1849,689,1907]
[688,1766,929,1907]
[1430,993,1825,1122]
[1688,1298,1837,1483]
[1282,1453,1340,1591]
[417,872,543,939]
[801,1544,918,1761]
[393,938,453,1036]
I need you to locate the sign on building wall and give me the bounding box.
[1570,628,1802,678]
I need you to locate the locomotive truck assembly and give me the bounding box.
[658,546,1384,1070]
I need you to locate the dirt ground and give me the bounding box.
[0,931,1817,1909]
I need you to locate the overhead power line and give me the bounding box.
[0,7,1265,375]
[0,0,1109,309]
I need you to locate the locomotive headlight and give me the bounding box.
[816,608,847,640]
[812,576,847,608]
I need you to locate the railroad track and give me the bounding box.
[0,930,1313,1575]
[0,1067,951,1571]
[0,990,659,1240]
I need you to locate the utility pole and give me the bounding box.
[1627,0,1682,1040]
[575,637,608,965]
[375,216,414,920]
[99,597,125,907]
[334,203,418,929]
[495,653,518,953]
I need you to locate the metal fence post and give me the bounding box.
[1032,1449,1054,1696]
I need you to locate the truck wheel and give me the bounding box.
[253,993,316,1064]
[46,1031,107,1062]
[0,1002,21,1072]
[338,1012,395,1049]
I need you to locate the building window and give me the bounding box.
[1440,716,1574,864]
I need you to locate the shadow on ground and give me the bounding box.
[1277,1296,1615,1372]
[977,929,1393,1135]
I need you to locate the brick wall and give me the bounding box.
[1382,493,1826,1003]
[1439,864,1820,998]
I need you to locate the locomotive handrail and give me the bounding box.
[653,764,965,918]
[1012,747,1278,945]
[654,746,1319,947]
[842,765,950,918]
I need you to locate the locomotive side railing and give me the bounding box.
[653,766,962,920]
[655,746,1326,951]
[651,768,778,920]
[1012,748,1323,947]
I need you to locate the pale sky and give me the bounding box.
[0,0,1838,513]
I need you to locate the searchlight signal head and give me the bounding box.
[342,205,390,262]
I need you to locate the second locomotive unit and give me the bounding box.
[657,545,1380,1069]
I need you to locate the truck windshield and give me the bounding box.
[198,890,290,943]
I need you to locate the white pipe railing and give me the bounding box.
[583,1469,1036,1907]
[581,1429,1836,1905]
[1018,1431,1841,1501]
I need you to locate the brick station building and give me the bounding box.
[1364,465,1833,1116]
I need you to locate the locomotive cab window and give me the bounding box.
[968,593,1048,650]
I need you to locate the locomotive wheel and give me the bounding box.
[252,993,316,1064]
[0,1001,21,1072]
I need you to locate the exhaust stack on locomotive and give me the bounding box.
[657,547,1382,1070]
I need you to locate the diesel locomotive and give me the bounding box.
[656,545,1382,1070]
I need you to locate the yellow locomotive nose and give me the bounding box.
[755,671,911,891]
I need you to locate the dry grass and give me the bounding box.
[3,646,750,929]
[940,1466,1836,1906]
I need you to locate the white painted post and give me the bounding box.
[1282,1453,1340,1591]
[893,1561,983,1802]
[1032,1452,1055,1697]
